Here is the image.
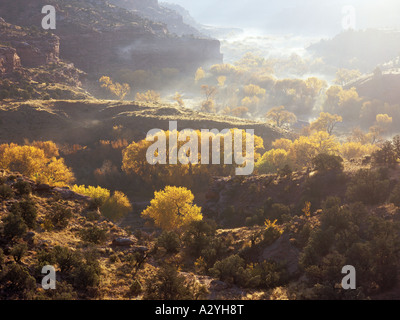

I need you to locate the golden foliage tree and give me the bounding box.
[71,185,131,221]
[99,76,130,100]
[122,130,264,187]
[310,112,343,135]
[230,106,249,118]
[217,76,227,87]
[334,68,361,86]
[173,92,185,108]
[101,191,132,221]
[255,148,292,174]
[340,142,378,160]
[195,67,206,83]
[266,106,297,128]
[0,143,74,186]
[135,90,161,103]
[257,131,341,171]
[142,186,203,231]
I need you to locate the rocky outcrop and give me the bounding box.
[109,0,204,37]
[0,17,60,68]
[0,46,21,75]
[13,35,59,68]
[0,0,223,74]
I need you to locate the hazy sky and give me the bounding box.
[167,0,400,35]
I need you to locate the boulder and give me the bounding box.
[112,238,136,247]
[53,187,92,202]
[0,46,21,75]
[34,184,55,193]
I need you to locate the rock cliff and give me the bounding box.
[0,0,223,75]
[0,18,60,69]
[0,46,21,75]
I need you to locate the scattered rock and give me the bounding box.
[112,238,136,247]
[133,246,149,253]
[34,184,55,193]
[53,187,92,202]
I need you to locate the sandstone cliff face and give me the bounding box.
[0,17,59,68]
[0,46,21,75]
[0,0,223,75]
[14,36,59,68]
[109,0,204,37]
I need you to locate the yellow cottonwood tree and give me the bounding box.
[310,112,343,135]
[99,76,130,100]
[340,142,378,160]
[195,67,206,83]
[142,186,202,231]
[136,90,161,103]
[266,106,297,128]
[0,143,74,186]
[71,185,131,221]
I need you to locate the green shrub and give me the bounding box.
[346,169,390,205]
[85,210,101,222]
[0,263,36,298]
[38,281,78,300]
[11,243,28,263]
[0,184,14,199]
[53,246,81,273]
[14,180,32,196]
[312,153,344,172]
[144,264,199,300]
[267,203,291,222]
[36,249,57,270]
[157,231,181,254]
[182,220,216,257]
[80,226,108,244]
[10,200,37,229]
[2,212,28,240]
[72,264,100,290]
[46,204,73,230]
[389,182,400,207]
[209,255,246,285]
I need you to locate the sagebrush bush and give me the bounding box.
[182,220,216,258]
[13,180,32,196]
[79,225,108,244]
[0,263,36,299]
[157,231,181,254]
[53,246,81,273]
[46,204,73,230]
[346,169,390,205]
[2,212,28,240]
[10,200,37,229]
[0,184,14,199]
[11,243,28,263]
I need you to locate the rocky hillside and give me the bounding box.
[308,30,400,72]
[0,99,285,147]
[0,18,90,100]
[0,169,300,300]
[344,70,400,105]
[109,0,204,37]
[0,169,145,299]
[0,0,223,75]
